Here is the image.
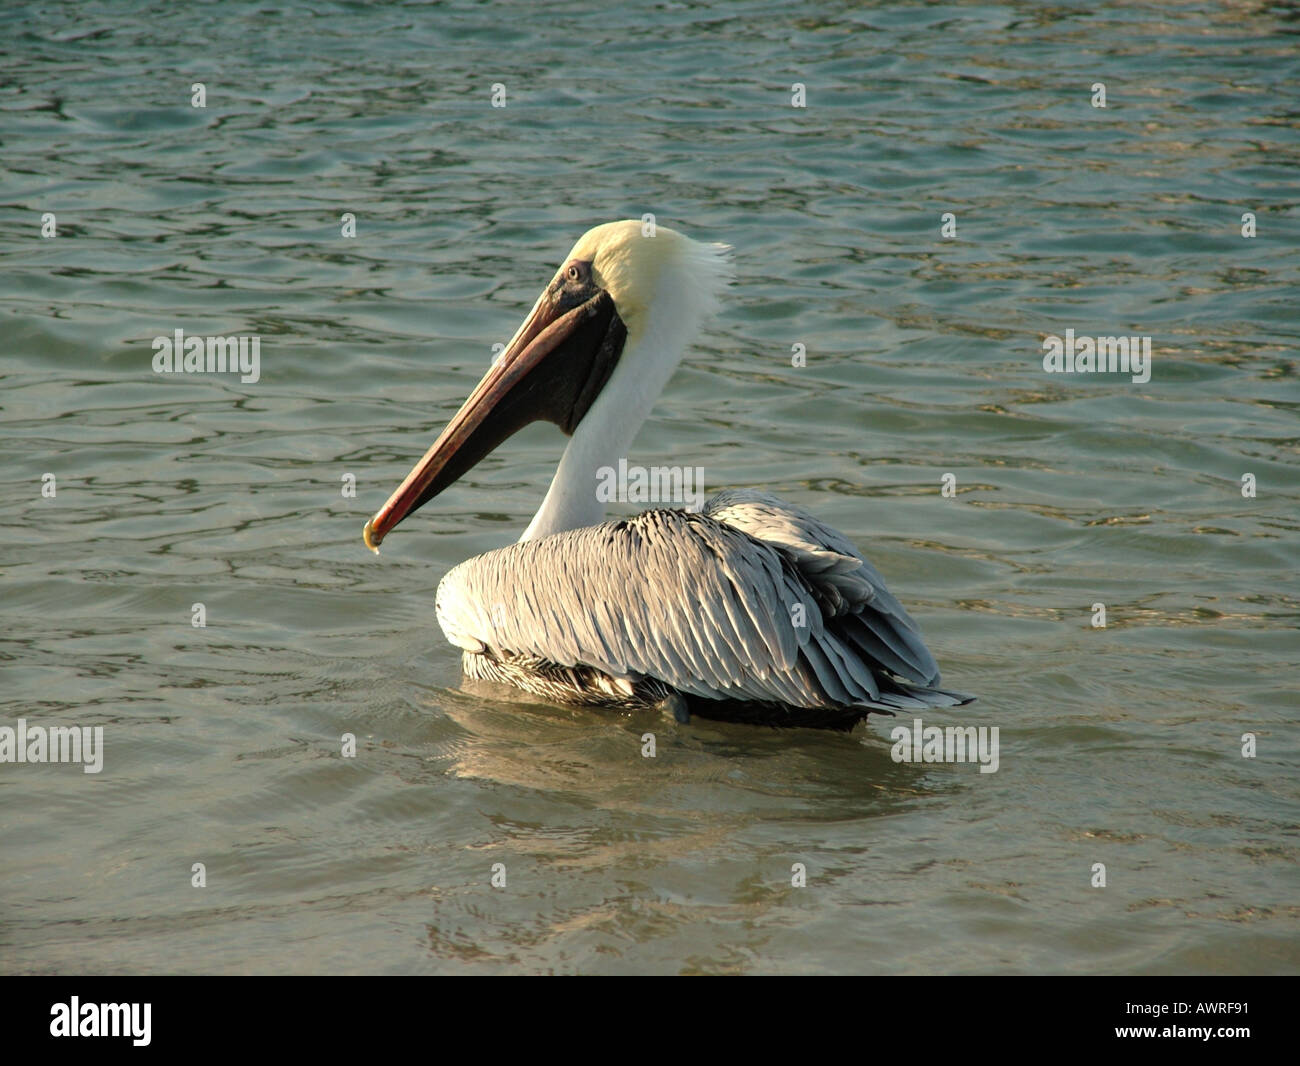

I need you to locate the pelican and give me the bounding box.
[364,221,972,729]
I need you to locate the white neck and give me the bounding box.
[520,279,704,541]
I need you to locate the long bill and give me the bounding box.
[363,274,625,552]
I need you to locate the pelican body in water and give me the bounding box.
[364,221,972,729]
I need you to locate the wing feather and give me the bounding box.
[433,491,968,714]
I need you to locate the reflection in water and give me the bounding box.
[416,682,964,971]
[435,678,947,816]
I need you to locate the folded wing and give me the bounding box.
[435,489,970,714]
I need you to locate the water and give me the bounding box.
[2,0,1298,974]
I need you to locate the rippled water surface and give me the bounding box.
[2,0,1298,974]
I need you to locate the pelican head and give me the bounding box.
[363,220,731,551]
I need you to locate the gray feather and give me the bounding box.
[433,490,968,718]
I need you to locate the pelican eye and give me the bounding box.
[565,264,582,282]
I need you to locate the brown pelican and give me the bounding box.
[364,221,972,729]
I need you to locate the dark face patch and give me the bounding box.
[507,258,626,434]
[554,258,598,310]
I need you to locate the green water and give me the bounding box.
[2,0,1298,974]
